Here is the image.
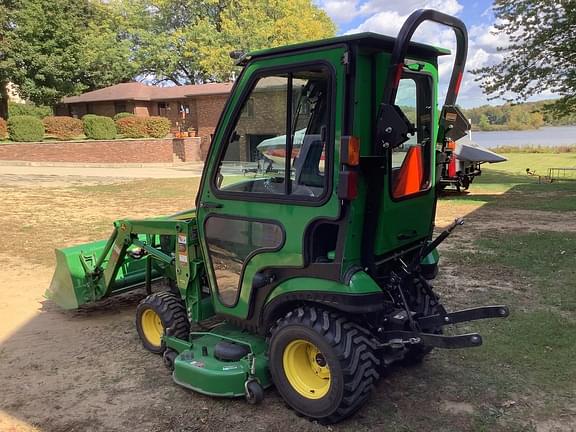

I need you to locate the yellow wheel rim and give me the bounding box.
[283,339,331,399]
[141,309,164,347]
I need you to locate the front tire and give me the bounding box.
[268,306,380,424]
[135,291,189,354]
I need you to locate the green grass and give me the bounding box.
[443,153,576,211]
[462,310,576,392]
[472,232,575,311]
[485,152,576,177]
[443,230,576,402]
[438,159,576,424]
[490,145,576,154]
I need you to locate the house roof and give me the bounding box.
[61,82,234,104]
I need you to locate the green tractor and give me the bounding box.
[46,9,509,423]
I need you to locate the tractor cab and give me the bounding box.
[46,9,508,424]
[194,22,462,320]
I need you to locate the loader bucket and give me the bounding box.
[46,237,151,309]
[46,240,108,309]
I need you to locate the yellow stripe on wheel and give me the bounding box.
[141,308,164,347]
[283,339,331,399]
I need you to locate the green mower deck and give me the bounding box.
[165,324,271,398]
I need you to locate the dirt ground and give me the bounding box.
[0,169,574,432]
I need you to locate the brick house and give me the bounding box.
[56,82,233,145]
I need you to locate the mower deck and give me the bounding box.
[165,324,271,398]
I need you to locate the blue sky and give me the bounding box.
[316,0,556,108]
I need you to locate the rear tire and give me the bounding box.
[136,291,189,354]
[268,306,380,424]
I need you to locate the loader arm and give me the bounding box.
[46,218,212,321]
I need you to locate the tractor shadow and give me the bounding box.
[0,170,574,431]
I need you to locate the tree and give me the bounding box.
[474,0,576,118]
[123,0,336,85]
[0,0,138,118]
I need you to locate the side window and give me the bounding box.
[204,217,283,306]
[391,73,433,198]
[215,67,331,199]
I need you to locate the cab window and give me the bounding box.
[214,67,331,200]
[391,72,433,199]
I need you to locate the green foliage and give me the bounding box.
[0,0,138,109]
[490,145,576,153]
[83,115,116,140]
[113,112,134,121]
[464,102,548,131]
[7,115,45,142]
[115,116,149,138]
[0,118,7,140]
[43,116,84,140]
[145,116,171,138]
[8,102,52,119]
[122,0,335,84]
[473,0,575,117]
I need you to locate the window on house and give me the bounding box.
[158,102,168,117]
[114,102,127,114]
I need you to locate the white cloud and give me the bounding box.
[321,0,362,24]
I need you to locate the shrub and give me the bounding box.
[81,113,99,121]
[8,115,45,142]
[43,116,84,140]
[115,116,149,138]
[8,102,52,119]
[113,112,134,121]
[83,115,116,140]
[145,116,171,138]
[0,118,7,140]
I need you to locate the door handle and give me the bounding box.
[199,202,223,209]
[397,230,417,240]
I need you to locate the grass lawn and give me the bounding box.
[434,153,576,431]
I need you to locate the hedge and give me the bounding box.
[8,115,45,142]
[43,116,84,140]
[0,118,7,140]
[115,116,149,138]
[113,112,134,121]
[145,116,171,138]
[8,102,52,119]
[83,115,116,140]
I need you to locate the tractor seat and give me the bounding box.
[214,341,250,362]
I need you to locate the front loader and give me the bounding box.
[46,9,509,423]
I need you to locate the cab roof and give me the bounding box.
[244,32,451,64]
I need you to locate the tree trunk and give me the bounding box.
[0,81,8,120]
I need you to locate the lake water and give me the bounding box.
[466,126,576,148]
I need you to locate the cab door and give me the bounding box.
[375,64,438,257]
[195,48,345,320]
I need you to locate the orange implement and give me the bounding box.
[393,145,423,198]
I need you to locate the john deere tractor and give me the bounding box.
[47,9,509,423]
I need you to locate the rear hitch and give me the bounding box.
[378,305,509,350]
[378,331,483,349]
[417,305,510,328]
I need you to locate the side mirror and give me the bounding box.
[439,105,470,142]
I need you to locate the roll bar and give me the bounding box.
[382,8,468,107]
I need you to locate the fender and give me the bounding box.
[261,272,389,331]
